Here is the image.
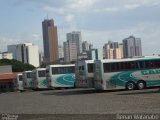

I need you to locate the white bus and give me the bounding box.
[75,60,94,88]
[32,68,48,89]
[46,64,75,88]
[94,57,160,90]
[22,71,33,89]
[14,73,24,91]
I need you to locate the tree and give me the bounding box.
[0,59,35,72]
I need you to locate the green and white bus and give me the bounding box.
[22,71,33,89]
[75,60,94,88]
[32,68,48,89]
[46,64,75,88]
[94,57,160,90]
[14,73,24,91]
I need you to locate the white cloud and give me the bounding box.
[32,34,41,40]
[94,0,160,13]
[124,4,140,9]
[0,37,20,51]
[64,14,74,22]
[43,0,98,14]
[43,6,65,14]
[131,0,160,6]
[66,0,96,9]
[95,7,119,12]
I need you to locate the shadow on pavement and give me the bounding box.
[42,89,98,96]
[117,88,160,96]
[41,88,126,96]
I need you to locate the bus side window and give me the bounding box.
[144,61,149,68]
[103,63,110,73]
[148,60,155,68]
[121,62,127,70]
[117,63,121,71]
[71,67,75,73]
[155,60,160,67]
[129,62,135,69]
[110,63,118,72]
[52,68,57,74]
[136,61,141,69]
[151,60,160,68]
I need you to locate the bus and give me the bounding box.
[14,73,24,91]
[32,68,48,89]
[94,57,160,90]
[22,71,33,89]
[46,64,75,88]
[75,60,94,88]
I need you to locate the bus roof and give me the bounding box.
[32,68,46,72]
[82,60,94,63]
[96,56,160,63]
[17,73,22,76]
[35,68,46,70]
[23,70,32,73]
[47,64,75,67]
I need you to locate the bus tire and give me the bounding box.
[137,81,146,90]
[126,81,136,90]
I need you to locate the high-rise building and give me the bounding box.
[8,43,40,67]
[89,44,93,50]
[67,31,82,54]
[58,45,64,59]
[39,52,44,66]
[117,43,124,59]
[123,36,142,58]
[0,52,13,60]
[63,40,77,62]
[87,49,103,60]
[103,41,123,59]
[42,19,59,63]
[82,41,89,52]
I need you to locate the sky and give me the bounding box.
[0,0,160,55]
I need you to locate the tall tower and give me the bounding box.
[66,31,82,54]
[42,19,59,63]
[123,36,142,58]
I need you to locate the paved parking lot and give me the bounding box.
[0,88,160,114]
[0,88,160,119]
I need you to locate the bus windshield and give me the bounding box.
[52,66,75,74]
[38,70,46,77]
[19,75,23,81]
[27,72,33,78]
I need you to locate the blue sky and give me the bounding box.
[0,0,160,55]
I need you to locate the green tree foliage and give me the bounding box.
[0,59,35,72]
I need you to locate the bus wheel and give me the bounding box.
[126,81,136,90]
[137,81,146,90]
